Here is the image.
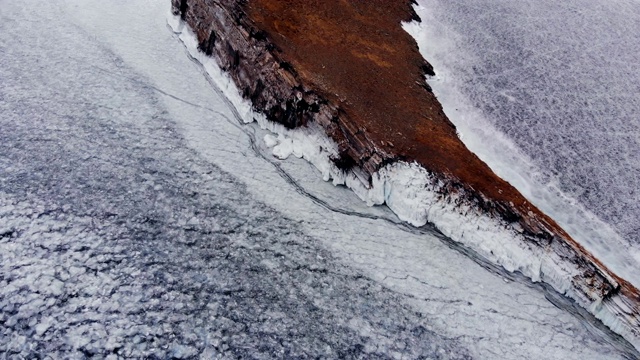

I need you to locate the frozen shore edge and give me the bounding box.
[167,13,640,350]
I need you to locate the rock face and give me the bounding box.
[172,0,640,346]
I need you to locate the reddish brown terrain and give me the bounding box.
[172,0,639,340]
[246,0,546,225]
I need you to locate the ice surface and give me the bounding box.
[0,0,637,357]
[404,0,640,286]
[168,11,640,350]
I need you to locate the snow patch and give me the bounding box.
[263,134,279,148]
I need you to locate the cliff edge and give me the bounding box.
[171,0,640,347]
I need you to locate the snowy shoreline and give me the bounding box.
[168,13,640,350]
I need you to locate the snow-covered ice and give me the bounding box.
[169,9,640,351]
[404,0,640,289]
[0,0,638,358]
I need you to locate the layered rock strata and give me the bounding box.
[171,0,640,347]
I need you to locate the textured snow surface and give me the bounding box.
[1,0,638,358]
[405,0,640,287]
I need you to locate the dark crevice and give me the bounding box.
[179,0,188,20]
[199,29,217,56]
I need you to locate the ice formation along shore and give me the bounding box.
[167,9,640,350]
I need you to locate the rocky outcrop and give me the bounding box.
[171,0,640,348]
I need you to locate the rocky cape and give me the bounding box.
[171,0,640,347]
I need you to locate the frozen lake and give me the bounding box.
[0,0,638,358]
[409,0,640,283]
